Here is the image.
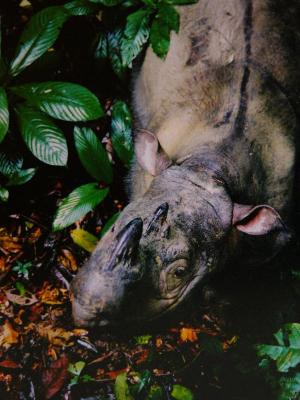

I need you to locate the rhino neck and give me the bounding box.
[178,147,245,202]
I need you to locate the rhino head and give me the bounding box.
[71,131,290,328]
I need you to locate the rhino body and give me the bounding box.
[71,0,300,327]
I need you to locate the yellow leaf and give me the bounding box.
[223,335,239,350]
[36,323,74,347]
[180,327,198,342]
[0,321,19,349]
[70,229,98,253]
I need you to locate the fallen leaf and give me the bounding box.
[180,327,198,343]
[5,289,38,306]
[70,229,98,253]
[223,335,238,350]
[36,322,74,347]
[0,321,19,349]
[58,248,78,272]
[42,354,69,399]
[0,360,20,368]
[0,229,22,253]
[28,227,42,244]
[37,282,68,304]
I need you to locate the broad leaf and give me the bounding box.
[94,32,108,59]
[16,104,68,166]
[257,323,300,373]
[121,9,151,67]
[95,30,127,79]
[11,82,103,121]
[164,0,198,4]
[74,126,113,183]
[0,88,9,143]
[64,0,97,15]
[150,4,179,58]
[68,361,86,376]
[0,152,23,176]
[70,228,98,252]
[146,385,164,400]
[100,211,120,237]
[53,183,109,230]
[88,0,123,6]
[10,6,70,77]
[171,384,194,400]
[111,100,134,167]
[6,168,36,186]
[115,373,134,400]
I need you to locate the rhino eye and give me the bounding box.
[174,265,188,278]
[166,259,189,291]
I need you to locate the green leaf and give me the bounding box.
[115,373,134,400]
[53,183,109,231]
[10,6,70,77]
[88,0,123,6]
[0,152,23,176]
[6,168,36,186]
[68,361,86,376]
[81,374,94,382]
[146,385,164,400]
[134,335,152,345]
[16,104,68,166]
[121,9,151,67]
[257,323,300,373]
[100,211,120,237]
[0,186,9,202]
[111,100,134,167]
[70,228,98,252]
[171,384,194,400]
[163,0,198,4]
[0,88,9,143]
[150,4,179,58]
[64,0,97,15]
[11,82,103,122]
[108,29,128,79]
[15,282,26,296]
[74,126,113,183]
[95,32,108,59]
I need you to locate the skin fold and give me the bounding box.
[71,0,300,328]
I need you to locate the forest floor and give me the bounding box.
[0,163,299,400]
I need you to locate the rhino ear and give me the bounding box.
[135,129,172,176]
[232,203,291,265]
[232,204,286,235]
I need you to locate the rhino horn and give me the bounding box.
[146,202,169,235]
[105,217,143,271]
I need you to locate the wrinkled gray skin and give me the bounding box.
[71,0,300,327]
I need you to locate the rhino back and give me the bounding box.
[132,0,300,216]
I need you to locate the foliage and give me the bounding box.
[12,261,33,280]
[68,360,94,386]
[114,370,194,399]
[257,323,300,400]
[1,0,196,230]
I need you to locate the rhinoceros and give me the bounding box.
[71,0,300,327]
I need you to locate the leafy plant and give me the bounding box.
[0,1,103,200]
[114,370,194,399]
[1,0,198,227]
[68,361,94,386]
[257,323,300,400]
[12,261,33,280]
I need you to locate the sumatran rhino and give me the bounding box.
[71,0,300,327]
